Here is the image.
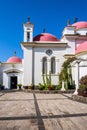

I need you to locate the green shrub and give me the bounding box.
[17,84,22,87]
[48,85,56,90]
[79,84,86,91]
[78,84,87,96]
[17,84,22,90]
[55,85,61,90]
[42,71,51,90]
[59,57,76,89]
[68,81,75,89]
[38,83,45,90]
[79,75,87,91]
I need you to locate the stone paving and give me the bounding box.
[0,91,87,130]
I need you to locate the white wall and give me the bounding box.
[64,37,75,54]
[72,53,87,87]
[34,47,66,86]
[76,28,87,35]
[62,26,75,35]
[0,63,23,89]
[23,47,33,86]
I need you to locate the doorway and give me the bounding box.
[10,76,17,89]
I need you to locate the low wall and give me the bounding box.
[72,95,87,103]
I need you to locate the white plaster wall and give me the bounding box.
[79,66,87,79]
[72,53,87,87]
[62,27,75,35]
[76,28,87,35]
[0,63,23,89]
[77,53,87,60]
[3,73,9,89]
[72,63,87,86]
[34,47,66,85]
[63,27,87,36]
[24,24,34,42]
[64,38,75,54]
[23,47,32,86]
[71,66,76,81]
[78,53,87,80]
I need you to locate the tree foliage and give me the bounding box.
[80,75,87,86]
[59,57,76,89]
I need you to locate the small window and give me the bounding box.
[27,32,30,41]
[42,57,47,74]
[27,28,30,30]
[46,49,52,56]
[51,57,55,74]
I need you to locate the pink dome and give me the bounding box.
[72,21,87,30]
[7,56,22,63]
[33,33,59,42]
[76,41,87,54]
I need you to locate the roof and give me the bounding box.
[7,56,22,63]
[33,33,59,42]
[76,41,87,54]
[72,21,87,30]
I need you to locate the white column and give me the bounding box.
[73,61,80,95]
[61,80,65,91]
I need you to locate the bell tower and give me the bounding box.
[23,17,34,42]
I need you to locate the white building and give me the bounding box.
[0,19,87,94]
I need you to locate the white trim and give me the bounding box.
[3,68,23,74]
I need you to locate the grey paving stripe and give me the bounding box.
[0,97,67,102]
[33,92,45,130]
[0,112,87,120]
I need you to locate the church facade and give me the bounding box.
[1,19,87,94]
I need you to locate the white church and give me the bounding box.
[0,19,87,94]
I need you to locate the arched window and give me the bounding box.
[27,32,30,42]
[42,57,47,74]
[51,57,55,74]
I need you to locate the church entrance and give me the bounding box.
[10,76,17,89]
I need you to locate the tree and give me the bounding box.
[59,57,76,89]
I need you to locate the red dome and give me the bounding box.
[7,56,22,63]
[33,33,59,42]
[72,21,87,30]
[76,41,87,54]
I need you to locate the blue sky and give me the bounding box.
[0,0,87,62]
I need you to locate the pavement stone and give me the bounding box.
[0,91,87,130]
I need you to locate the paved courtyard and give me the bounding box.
[0,91,87,130]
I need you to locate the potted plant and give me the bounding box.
[30,83,34,90]
[17,84,22,90]
[48,85,55,90]
[23,86,29,89]
[38,83,45,90]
